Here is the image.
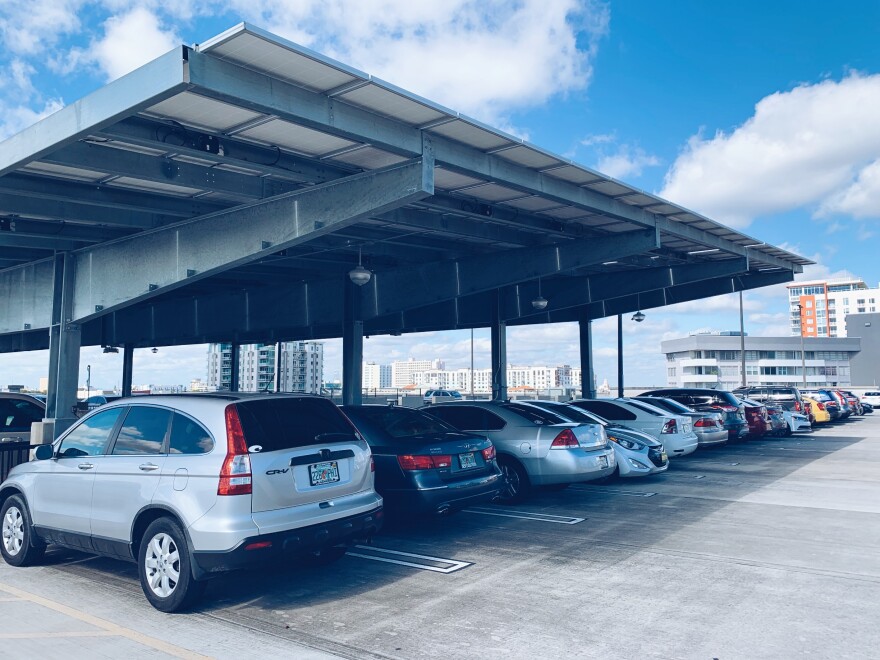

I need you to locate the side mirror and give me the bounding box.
[34,444,54,460]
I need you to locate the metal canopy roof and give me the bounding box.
[0,23,810,352]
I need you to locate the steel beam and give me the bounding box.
[490,290,507,401]
[45,253,80,436]
[361,229,659,318]
[342,281,364,405]
[70,156,433,322]
[0,47,189,177]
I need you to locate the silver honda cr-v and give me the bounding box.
[0,393,383,612]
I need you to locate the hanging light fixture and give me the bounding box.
[531,277,548,310]
[151,347,159,354]
[631,293,645,322]
[348,246,372,286]
[102,345,119,354]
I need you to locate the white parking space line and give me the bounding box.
[463,506,585,525]
[571,485,658,497]
[349,545,472,574]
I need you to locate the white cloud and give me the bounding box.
[85,7,181,81]
[595,145,661,180]
[0,0,85,54]
[818,159,880,219]
[223,0,610,124]
[0,98,65,141]
[660,73,880,228]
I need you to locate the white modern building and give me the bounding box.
[362,362,392,390]
[788,277,880,338]
[662,332,861,390]
[391,358,444,388]
[207,341,324,393]
[414,364,577,394]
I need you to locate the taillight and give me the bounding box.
[794,401,801,412]
[481,445,496,461]
[661,419,677,434]
[817,402,825,410]
[370,456,375,472]
[219,405,252,496]
[550,429,580,448]
[711,404,738,413]
[694,418,715,428]
[397,454,451,470]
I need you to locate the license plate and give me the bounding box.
[459,452,477,469]
[598,455,608,468]
[308,461,340,486]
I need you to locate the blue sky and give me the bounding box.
[2,1,879,391]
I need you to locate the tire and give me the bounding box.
[0,494,45,567]
[784,423,793,437]
[138,518,205,613]
[497,456,531,504]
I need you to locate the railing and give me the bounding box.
[0,441,33,482]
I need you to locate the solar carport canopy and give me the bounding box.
[0,23,810,354]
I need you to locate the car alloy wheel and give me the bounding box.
[2,505,23,557]
[144,532,181,599]
[498,457,530,504]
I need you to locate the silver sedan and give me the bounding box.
[423,400,615,502]
[634,396,728,446]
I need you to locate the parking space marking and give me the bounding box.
[463,506,585,524]
[571,485,657,497]
[0,582,210,659]
[349,545,472,574]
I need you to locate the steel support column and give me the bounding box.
[342,281,364,406]
[617,314,624,398]
[45,253,80,436]
[579,317,595,399]
[274,341,282,393]
[229,343,240,392]
[121,344,134,397]
[491,290,507,401]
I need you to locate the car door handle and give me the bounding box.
[138,463,160,471]
[78,463,94,470]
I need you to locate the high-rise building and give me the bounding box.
[206,341,324,393]
[787,277,880,338]
[363,362,392,390]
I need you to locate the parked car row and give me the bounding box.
[0,385,870,613]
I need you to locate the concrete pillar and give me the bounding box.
[579,317,596,399]
[46,253,80,437]
[121,344,134,397]
[491,290,507,401]
[342,281,364,405]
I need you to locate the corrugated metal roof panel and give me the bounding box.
[144,92,264,132]
[338,84,448,126]
[237,118,359,156]
[496,146,563,169]
[427,119,513,151]
[434,168,486,190]
[326,146,409,169]
[22,162,106,182]
[460,183,525,203]
[503,196,564,212]
[106,177,203,196]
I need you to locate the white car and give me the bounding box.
[569,398,699,457]
[860,391,880,407]
[782,410,812,434]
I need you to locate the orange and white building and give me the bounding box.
[788,277,880,338]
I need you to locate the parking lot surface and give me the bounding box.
[3,415,880,659]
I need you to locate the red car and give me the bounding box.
[739,398,771,438]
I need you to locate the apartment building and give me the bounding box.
[363,362,392,389]
[207,341,324,393]
[788,277,880,338]
[391,358,445,388]
[662,333,861,390]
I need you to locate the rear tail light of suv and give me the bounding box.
[219,405,253,496]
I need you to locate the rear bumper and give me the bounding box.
[694,429,728,446]
[382,470,503,515]
[190,506,384,579]
[528,447,616,485]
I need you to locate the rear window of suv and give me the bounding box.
[235,397,356,452]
